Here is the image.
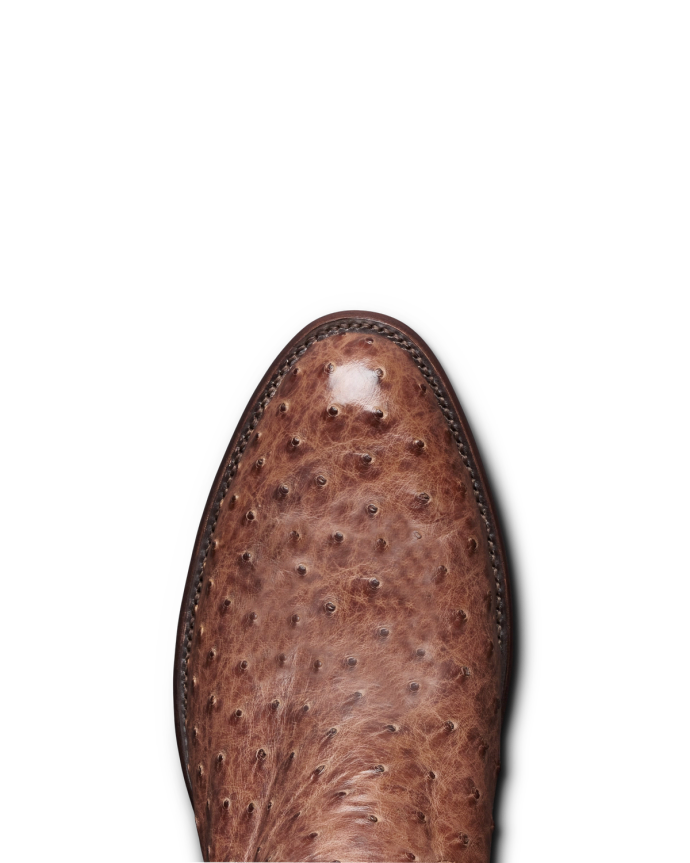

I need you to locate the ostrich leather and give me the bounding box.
[177,313,510,863]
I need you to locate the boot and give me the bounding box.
[174,311,512,862]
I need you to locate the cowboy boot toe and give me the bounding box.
[175,311,512,863]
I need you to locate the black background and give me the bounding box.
[111,296,585,863]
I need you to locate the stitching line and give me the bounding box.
[178,319,506,763]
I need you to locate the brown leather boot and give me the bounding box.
[174,311,512,863]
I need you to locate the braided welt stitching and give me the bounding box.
[179,320,506,737]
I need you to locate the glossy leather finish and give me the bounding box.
[175,312,511,862]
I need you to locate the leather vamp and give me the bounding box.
[183,328,505,863]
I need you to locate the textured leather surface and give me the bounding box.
[180,323,508,862]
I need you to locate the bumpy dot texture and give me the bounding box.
[184,330,505,863]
